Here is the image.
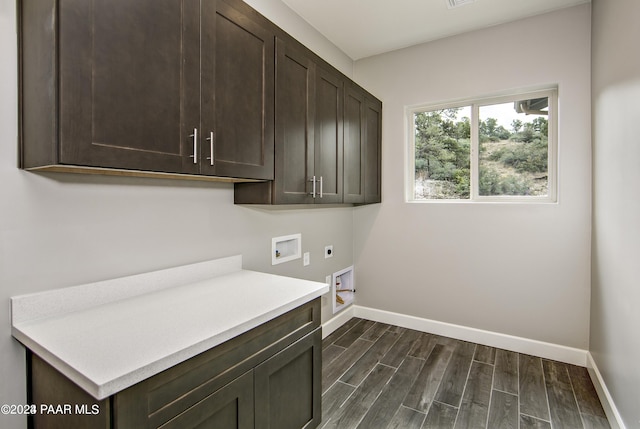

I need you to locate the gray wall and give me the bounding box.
[591,0,640,426]
[0,2,353,428]
[352,5,593,349]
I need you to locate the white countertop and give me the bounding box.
[11,256,329,400]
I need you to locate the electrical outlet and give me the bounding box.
[303,252,310,266]
[324,245,333,259]
[325,275,331,285]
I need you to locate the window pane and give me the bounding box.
[414,107,471,199]
[478,99,549,197]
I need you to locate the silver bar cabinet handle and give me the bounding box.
[309,176,316,198]
[189,128,198,164]
[319,176,323,198]
[206,131,214,166]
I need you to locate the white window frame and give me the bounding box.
[406,88,558,203]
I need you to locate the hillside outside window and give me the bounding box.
[407,88,557,202]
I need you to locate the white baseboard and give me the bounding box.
[352,305,588,366]
[586,352,626,429]
[321,305,355,339]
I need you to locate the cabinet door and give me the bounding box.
[200,0,275,180]
[255,328,321,429]
[314,66,344,204]
[159,370,254,429]
[343,85,366,204]
[58,0,200,174]
[273,38,316,204]
[364,98,382,203]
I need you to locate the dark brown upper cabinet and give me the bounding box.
[364,97,382,203]
[272,38,343,204]
[234,38,349,205]
[200,0,274,180]
[344,83,382,204]
[314,65,345,204]
[19,0,274,181]
[271,38,317,204]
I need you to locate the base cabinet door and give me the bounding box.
[254,328,322,429]
[160,370,254,429]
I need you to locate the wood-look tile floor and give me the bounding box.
[321,318,610,429]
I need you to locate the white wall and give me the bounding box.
[353,5,592,349]
[0,2,353,428]
[591,0,640,426]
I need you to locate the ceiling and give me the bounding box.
[281,0,591,60]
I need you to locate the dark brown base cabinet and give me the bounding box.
[27,299,322,429]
